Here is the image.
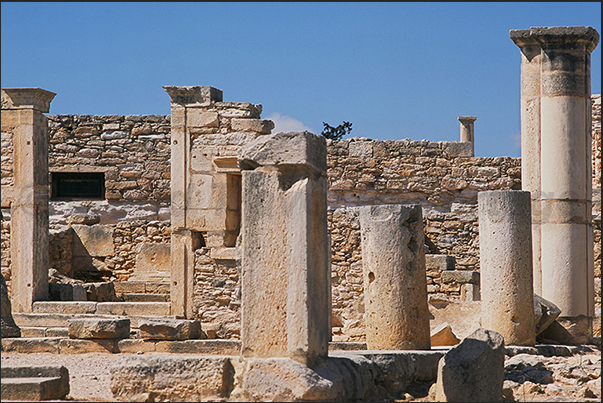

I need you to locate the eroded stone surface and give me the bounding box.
[68,317,130,339]
[138,318,204,340]
[435,328,505,402]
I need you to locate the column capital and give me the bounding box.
[511,26,599,52]
[1,88,56,113]
[458,116,477,123]
[163,85,223,106]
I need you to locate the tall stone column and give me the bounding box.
[510,30,544,296]
[358,204,430,350]
[458,116,476,157]
[479,190,535,346]
[510,26,599,343]
[1,88,55,313]
[238,131,330,366]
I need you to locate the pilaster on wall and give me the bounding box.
[163,85,274,318]
[1,87,56,312]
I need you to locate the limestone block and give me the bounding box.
[138,318,203,340]
[0,365,69,401]
[358,204,430,350]
[131,243,171,282]
[426,254,455,271]
[533,294,561,335]
[479,190,535,346]
[430,323,460,347]
[440,270,479,285]
[1,275,21,337]
[349,141,373,158]
[231,118,274,133]
[110,355,234,402]
[58,338,119,353]
[441,141,474,157]
[238,131,327,172]
[82,282,118,302]
[188,111,219,128]
[435,328,505,402]
[68,317,130,339]
[71,224,115,257]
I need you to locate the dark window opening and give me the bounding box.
[51,172,105,200]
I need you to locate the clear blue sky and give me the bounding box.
[2,2,601,157]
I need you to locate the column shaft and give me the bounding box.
[359,204,430,350]
[479,190,535,346]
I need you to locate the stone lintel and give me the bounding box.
[458,116,477,123]
[163,86,223,106]
[1,88,56,113]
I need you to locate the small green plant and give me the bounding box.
[321,121,352,141]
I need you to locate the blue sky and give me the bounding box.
[1,2,601,157]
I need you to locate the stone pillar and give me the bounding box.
[458,116,476,157]
[478,190,535,346]
[163,85,223,318]
[1,88,55,313]
[510,31,544,296]
[510,26,599,343]
[238,131,330,366]
[358,204,431,350]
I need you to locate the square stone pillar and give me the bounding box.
[163,86,223,318]
[238,131,330,366]
[1,88,56,312]
[511,26,599,343]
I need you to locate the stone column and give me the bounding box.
[163,85,223,318]
[1,88,55,313]
[358,204,431,350]
[510,26,599,343]
[510,31,544,295]
[458,116,476,157]
[238,131,330,366]
[478,190,535,346]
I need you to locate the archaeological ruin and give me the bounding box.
[1,26,601,402]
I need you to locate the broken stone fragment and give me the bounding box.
[68,317,130,339]
[138,317,204,340]
[435,327,505,402]
[430,323,460,347]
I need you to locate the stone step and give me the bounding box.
[1,365,70,400]
[20,326,69,338]
[113,281,171,295]
[31,301,171,316]
[13,312,175,329]
[122,293,170,302]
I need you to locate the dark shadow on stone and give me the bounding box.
[1,275,21,338]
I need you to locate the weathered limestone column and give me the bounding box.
[164,85,223,318]
[510,31,544,295]
[1,88,55,313]
[510,26,599,343]
[479,190,535,346]
[358,204,430,350]
[458,116,476,157]
[238,131,330,366]
[539,27,598,343]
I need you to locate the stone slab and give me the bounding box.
[154,339,241,355]
[68,317,130,339]
[138,318,203,340]
[95,302,171,316]
[425,254,455,271]
[71,224,115,257]
[131,243,171,282]
[0,337,62,354]
[110,355,234,402]
[1,365,69,401]
[116,339,157,353]
[440,270,480,285]
[33,301,98,314]
[59,338,119,353]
